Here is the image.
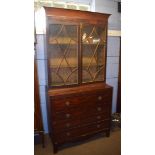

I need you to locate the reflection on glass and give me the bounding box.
[82,25,106,83]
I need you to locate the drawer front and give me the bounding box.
[52,106,110,124]
[53,115,110,133]
[52,107,82,120]
[50,89,112,112]
[54,120,110,143]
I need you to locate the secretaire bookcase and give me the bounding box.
[43,7,113,153]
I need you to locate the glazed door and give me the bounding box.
[47,22,79,87]
[81,24,107,83]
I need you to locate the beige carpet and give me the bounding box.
[34,129,121,155]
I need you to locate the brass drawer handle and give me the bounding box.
[97,107,102,111]
[66,113,70,118]
[97,124,101,128]
[66,132,70,136]
[65,101,70,106]
[66,123,70,127]
[97,116,101,119]
[98,96,102,100]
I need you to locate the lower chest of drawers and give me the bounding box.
[48,88,112,145]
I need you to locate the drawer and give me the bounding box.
[51,97,81,112]
[83,103,111,114]
[50,90,112,112]
[54,120,110,143]
[53,112,110,133]
[52,107,83,121]
[52,103,110,122]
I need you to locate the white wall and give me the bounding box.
[106,37,120,112]
[36,34,49,133]
[95,0,121,30]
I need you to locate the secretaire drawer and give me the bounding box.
[50,89,112,112]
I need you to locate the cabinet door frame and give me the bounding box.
[80,22,108,85]
[46,17,108,88]
[46,17,80,88]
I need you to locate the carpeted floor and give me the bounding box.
[34,129,121,155]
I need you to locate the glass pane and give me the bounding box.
[82,25,106,83]
[48,24,78,86]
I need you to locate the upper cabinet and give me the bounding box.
[44,7,110,88]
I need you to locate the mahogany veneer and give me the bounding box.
[48,83,112,153]
[43,7,112,153]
